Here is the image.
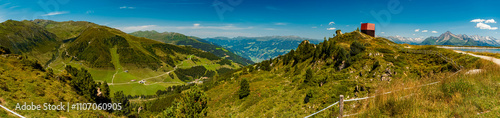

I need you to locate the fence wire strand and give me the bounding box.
[0,104,25,118]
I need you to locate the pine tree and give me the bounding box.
[314,43,322,60]
[113,91,130,116]
[238,78,250,99]
[158,86,209,117]
[335,47,349,70]
[101,81,110,98]
[304,68,313,84]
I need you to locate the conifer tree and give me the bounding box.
[304,68,313,84]
[238,78,250,99]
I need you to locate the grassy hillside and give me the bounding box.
[0,20,60,66]
[0,53,114,117]
[204,36,321,63]
[198,31,499,117]
[129,30,254,65]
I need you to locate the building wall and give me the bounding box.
[361,30,375,37]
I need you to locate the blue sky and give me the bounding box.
[0,0,499,39]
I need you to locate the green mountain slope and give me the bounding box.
[129,30,254,65]
[0,53,114,117]
[204,36,321,62]
[0,19,241,96]
[0,20,60,65]
[199,31,492,117]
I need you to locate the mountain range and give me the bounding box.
[384,31,500,47]
[382,36,425,45]
[204,36,321,62]
[129,30,254,65]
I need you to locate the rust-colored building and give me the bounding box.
[361,23,375,37]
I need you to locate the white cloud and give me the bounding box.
[311,26,317,28]
[471,19,486,23]
[326,27,336,30]
[431,31,438,33]
[471,19,496,23]
[41,11,69,16]
[193,23,200,27]
[485,19,496,23]
[274,23,287,25]
[476,22,498,30]
[381,32,385,34]
[328,21,335,25]
[414,29,420,32]
[119,6,135,9]
[264,28,276,30]
[422,30,428,32]
[413,34,415,35]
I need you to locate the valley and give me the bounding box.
[204,36,321,63]
[0,19,240,96]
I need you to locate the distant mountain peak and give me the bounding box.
[440,31,455,36]
[421,31,500,46]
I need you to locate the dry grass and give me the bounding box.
[348,59,500,117]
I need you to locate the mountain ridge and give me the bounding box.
[383,31,500,47]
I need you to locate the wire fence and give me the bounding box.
[0,104,25,118]
[304,80,443,118]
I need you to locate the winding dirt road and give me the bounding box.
[454,50,500,66]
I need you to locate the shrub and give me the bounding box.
[0,46,10,54]
[350,41,366,56]
[372,61,380,71]
[304,89,314,103]
[217,59,232,65]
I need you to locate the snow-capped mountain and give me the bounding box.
[381,36,425,45]
[421,31,500,46]
[460,34,500,46]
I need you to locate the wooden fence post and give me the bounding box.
[339,95,344,118]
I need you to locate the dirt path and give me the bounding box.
[454,50,500,66]
[110,67,121,85]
